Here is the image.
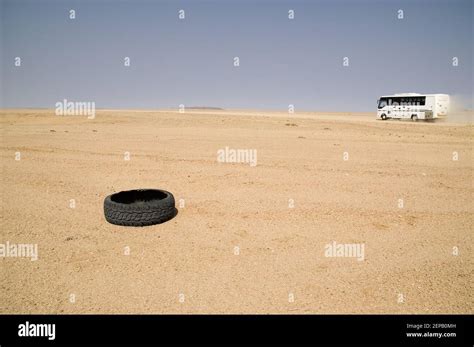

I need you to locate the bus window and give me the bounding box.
[378,98,388,108]
[420,97,426,106]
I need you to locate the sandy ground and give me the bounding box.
[1,109,473,314]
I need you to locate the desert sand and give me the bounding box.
[1,109,472,313]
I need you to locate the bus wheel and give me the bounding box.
[381,114,387,120]
[411,115,418,122]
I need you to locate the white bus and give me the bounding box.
[377,93,449,121]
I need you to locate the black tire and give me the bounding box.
[411,115,418,122]
[104,189,176,226]
[381,114,387,120]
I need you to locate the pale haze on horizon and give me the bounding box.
[1,0,473,112]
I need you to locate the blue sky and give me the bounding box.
[1,0,472,111]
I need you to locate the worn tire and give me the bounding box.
[104,189,176,227]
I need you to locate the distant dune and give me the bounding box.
[187,106,225,110]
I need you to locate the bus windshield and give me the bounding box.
[378,98,388,108]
